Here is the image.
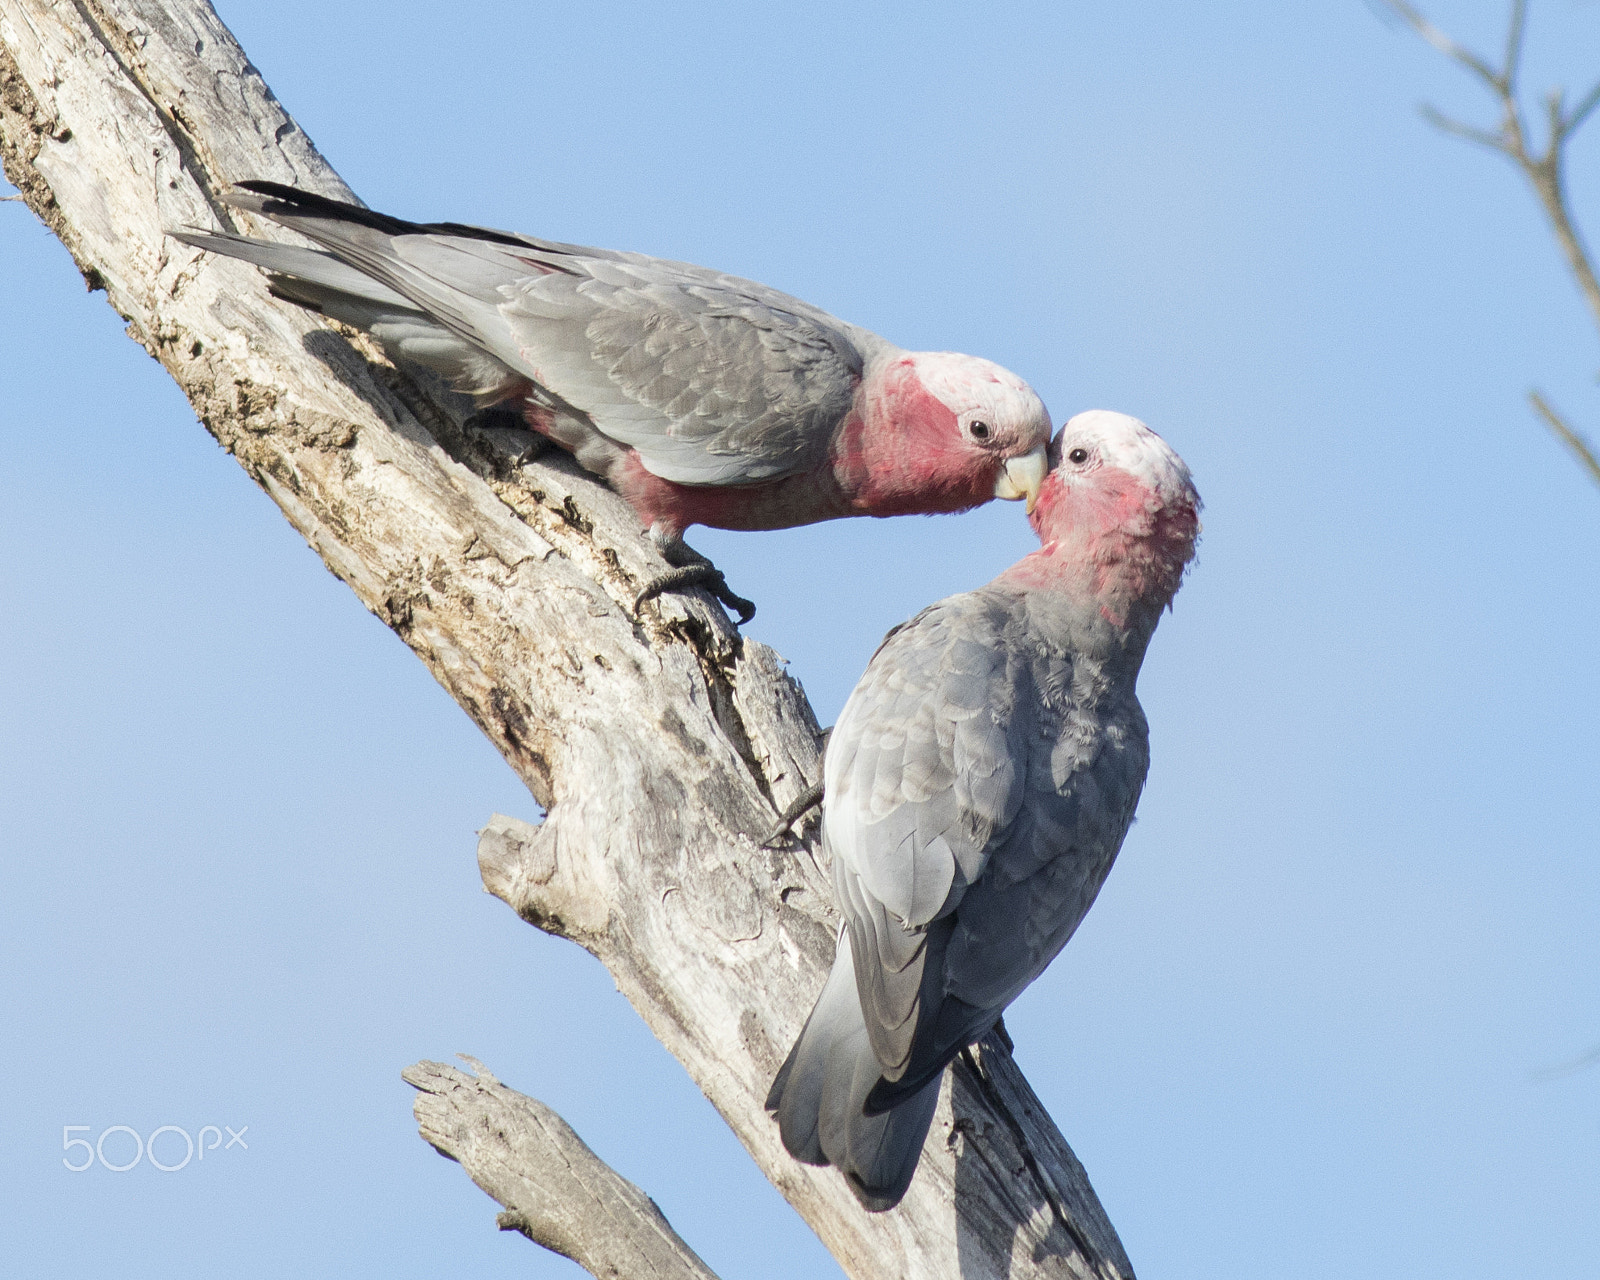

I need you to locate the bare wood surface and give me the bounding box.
[1379,0,1600,487]
[405,1057,722,1280]
[0,3,1134,1276]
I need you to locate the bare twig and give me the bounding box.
[1503,0,1528,97]
[1379,0,1504,87]
[1417,105,1510,152]
[1379,1,1600,490]
[1529,391,1600,487]
[1568,77,1600,138]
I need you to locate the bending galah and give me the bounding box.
[766,410,1201,1210]
[173,184,1052,621]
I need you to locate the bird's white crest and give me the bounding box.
[912,351,1050,431]
[1056,410,1196,506]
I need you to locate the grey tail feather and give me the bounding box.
[168,229,419,311]
[767,936,942,1211]
[169,228,525,402]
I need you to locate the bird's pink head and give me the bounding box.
[836,351,1052,517]
[1012,410,1201,620]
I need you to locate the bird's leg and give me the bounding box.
[634,530,757,626]
[761,728,832,846]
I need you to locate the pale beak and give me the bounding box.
[994,444,1048,513]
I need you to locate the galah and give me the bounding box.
[172,183,1052,621]
[766,410,1201,1210]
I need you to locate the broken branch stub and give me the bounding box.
[405,1057,722,1280]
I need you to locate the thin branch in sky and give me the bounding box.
[1529,1041,1600,1080]
[1566,76,1600,136]
[1529,391,1600,488]
[1377,0,1503,87]
[1503,0,1528,96]
[1417,104,1511,153]
[1380,1,1600,491]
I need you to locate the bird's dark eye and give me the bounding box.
[1068,447,1090,464]
[969,420,991,440]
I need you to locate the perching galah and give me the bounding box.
[172,183,1052,622]
[766,410,1200,1210]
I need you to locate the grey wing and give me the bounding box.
[217,187,868,486]
[881,683,1148,1110]
[940,697,1148,1017]
[495,262,865,484]
[822,593,1029,1082]
[826,591,1151,1105]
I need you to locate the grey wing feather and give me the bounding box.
[826,597,1023,928]
[170,229,415,310]
[170,229,526,400]
[497,265,863,483]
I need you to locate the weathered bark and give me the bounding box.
[405,1057,722,1280]
[0,3,1135,1277]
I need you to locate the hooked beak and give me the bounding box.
[994,444,1048,513]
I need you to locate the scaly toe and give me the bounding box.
[633,561,756,627]
[762,781,825,846]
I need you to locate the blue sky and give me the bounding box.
[2,2,1597,1276]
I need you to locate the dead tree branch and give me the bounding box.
[1378,0,1600,487]
[405,1057,722,1280]
[0,2,1134,1276]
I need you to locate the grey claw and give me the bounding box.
[634,565,756,626]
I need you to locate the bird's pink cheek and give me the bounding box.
[1035,470,1152,536]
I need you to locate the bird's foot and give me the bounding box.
[463,404,547,467]
[633,563,757,626]
[633,540,757,626]
[762,782,825,847]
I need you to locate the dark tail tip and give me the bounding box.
[846,1171,909,1213]
[233,181,417,235]
[231,181,538,250]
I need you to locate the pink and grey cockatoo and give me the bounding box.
[766,410,1201,1210]
[172,184,1052,621]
